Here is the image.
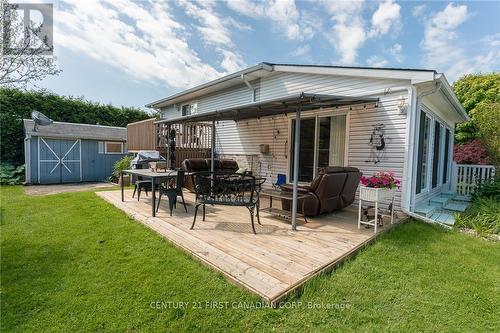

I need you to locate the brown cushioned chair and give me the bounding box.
[181,158,240,192]
[281,167,362,216]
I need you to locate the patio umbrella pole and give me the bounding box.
[291,103,301,231]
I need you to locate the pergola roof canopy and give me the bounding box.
[156,93,378,125]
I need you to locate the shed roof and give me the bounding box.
[23,119,127,141]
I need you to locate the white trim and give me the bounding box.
[79,139,82,181]
[104,141,124,154]
[24,136,31,183]
[272,65,435,84]
[286,108,349,183]
[37,136,40,184]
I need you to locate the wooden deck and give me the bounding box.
[97,190,405,304]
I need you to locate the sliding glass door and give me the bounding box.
[416,110,431,194]
[290,114,347,182]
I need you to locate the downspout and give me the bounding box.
[240,74,257,102]
[24,135,31,184]
[400,81,450,227]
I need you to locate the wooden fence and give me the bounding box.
[127,119,212,166]
[451,163,496,196]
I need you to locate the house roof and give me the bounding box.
[146,62,437,109]
[23,119,127,141]
[155,93,378,124]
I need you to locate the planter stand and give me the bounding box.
[358,186,395,233]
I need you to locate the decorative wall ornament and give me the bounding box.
[366,124,387,164]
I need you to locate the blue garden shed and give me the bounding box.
[23,120,127,184]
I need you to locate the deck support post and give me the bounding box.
[291,101,302,231]
[166,124,171,169]
[211,120,215,173]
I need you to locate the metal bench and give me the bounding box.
[190,171,260,234]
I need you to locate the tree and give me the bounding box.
[0,87,154,165]
[473,102,500,168]
[1,1,60,87]
[453,73,500,143]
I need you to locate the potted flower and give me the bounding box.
[359,172,400,202]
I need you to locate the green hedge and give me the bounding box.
[0,88,153,165]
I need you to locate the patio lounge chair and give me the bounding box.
[281,167,362,216]
[190,171,260,234]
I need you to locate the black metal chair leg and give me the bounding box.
[256,200,261,225]
[137,187,141,201]
[249,206,256,234]
[180,192,188,213]
[202,204,206,221]
[191,204,199,230]
[164,192,176,216]
[132,185,137,198]
[156,193,162,212]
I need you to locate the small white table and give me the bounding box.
[358,186,395,233]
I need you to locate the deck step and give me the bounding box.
[429,196,450,207]
[444,201,469,213]
[430,211,455,226]
[453,195,472,202]
[415,204,438,217]
[440,192,456,198]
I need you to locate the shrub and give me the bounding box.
[473,102,500,168]
[455,197,500,236]
[0,164,25,185]
[453,139,491,165]
[473,177,500,201]
[109,155,133,183]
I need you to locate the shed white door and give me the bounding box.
[38,138,81,184]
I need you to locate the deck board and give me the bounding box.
[97,190,404,304]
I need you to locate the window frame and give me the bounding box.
[99,141,124,155]
[287,110,349,183]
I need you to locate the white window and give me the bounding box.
[99,141,124,154]
[181,103,198,116]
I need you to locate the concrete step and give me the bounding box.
[430,211,455,226]
[415,203,439,217]
[444,200,469,213]
[430,195,451,207]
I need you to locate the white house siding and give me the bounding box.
[160,72,411,210]
[215,91,409,211]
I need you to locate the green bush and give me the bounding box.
[0,164,25,185]
[473,177,500,201]
[109,155,133,183]
[455,197,500,235]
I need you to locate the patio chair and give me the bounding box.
[132,179,151,201]
[156,170,187,216]
[190,171,259,234]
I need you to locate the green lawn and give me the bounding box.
[1,186,499,332]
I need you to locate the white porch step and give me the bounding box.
[430,211,455,226]
[453,195,472,202]
[415,203,439,217]
[444,200,469,213]
[429,195,451,207]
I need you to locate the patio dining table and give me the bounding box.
[121,169,187,217]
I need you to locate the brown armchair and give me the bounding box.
[281,167,362,216]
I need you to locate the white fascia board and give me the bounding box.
[435,74,469,121]
[272,65,436,83]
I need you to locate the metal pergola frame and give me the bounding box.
[155,92,378,231]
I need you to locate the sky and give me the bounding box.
[25,0,500,110]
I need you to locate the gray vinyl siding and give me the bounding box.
[160,71,411,210]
